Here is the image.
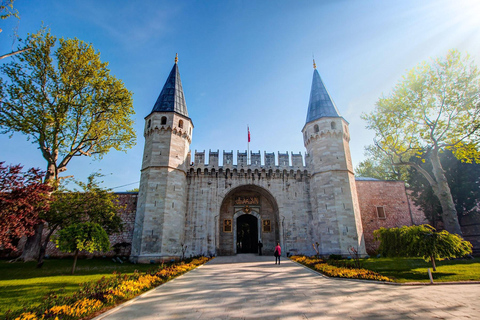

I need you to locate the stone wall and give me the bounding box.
[460,213,480,255]
[44,192,138,258]
[355,179,417,255]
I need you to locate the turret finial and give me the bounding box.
[175,53,178,64]
[313,58,316,69]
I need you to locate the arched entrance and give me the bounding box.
[236,214,258,253]
[218,184,280,256]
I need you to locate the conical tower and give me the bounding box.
[131,55,193,263]
[302,61,366,256]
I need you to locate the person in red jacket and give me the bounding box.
[274,242,281,264]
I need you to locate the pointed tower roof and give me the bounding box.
[305,64,340,124]
[151,54,189,117]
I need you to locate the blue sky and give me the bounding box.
[1,0,480,190]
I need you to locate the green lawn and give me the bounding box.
[360,257,480,283]
[0,258,157,317]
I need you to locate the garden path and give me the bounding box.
[94,254,480,319]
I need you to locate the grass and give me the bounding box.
[359,257,480,283]
[0,257,158,317]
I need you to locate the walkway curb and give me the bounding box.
[290,259,480,286]
[92,264,206,320]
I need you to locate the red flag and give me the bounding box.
[248,127,251,142]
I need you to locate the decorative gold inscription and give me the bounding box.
[262,219,271,232]
[234,196,259,205]
[243,205,252,214]
[224,219,232,232]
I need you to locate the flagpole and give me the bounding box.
[247,125,250,165]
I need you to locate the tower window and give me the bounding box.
[147,119,151,128]
[314,124,319,133]
[179,120,184,128]
[331,122,336,130]
[376,206,386,219]
[161,116,167,125]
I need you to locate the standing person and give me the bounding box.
[274,242,281,264]
[258,240,263,256]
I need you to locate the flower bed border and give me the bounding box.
[290,256,392,282]
[11,257,212,320]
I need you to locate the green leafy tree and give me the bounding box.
[407,149,480,228]
[0,28,136,183]
[0,28,134,261]
[362,50,480,235]
[355,145,409,181]
[34,173,123,267]
[54,222,110,274]
[374,225,473,271]
[0,1,32,60]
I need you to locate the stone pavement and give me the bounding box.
[94,254,480,320]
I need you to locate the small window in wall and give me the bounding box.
[147,119,151,128]
[331,121,336,130]
[262,219,271,232]
[179,120,184,128]
[161,116,167,125]
[314,124,319,133]
[376,206,386,219]
[224,219,232,232]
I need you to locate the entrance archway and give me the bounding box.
[218,184,280,256]
[236,214,258,253]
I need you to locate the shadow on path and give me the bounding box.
[94,254,480,320]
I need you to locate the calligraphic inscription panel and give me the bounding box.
[262,219,271,232]
[234,196,259,205]
[224,219,232,232]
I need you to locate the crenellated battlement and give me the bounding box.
[190,149,309,170]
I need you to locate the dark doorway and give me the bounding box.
[236,214,258,253]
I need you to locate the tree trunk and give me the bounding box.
[36,227,57,268]
[429,150,463,235]
[71,249,79,275]
[431,255,437,271]
[19,223,44,262]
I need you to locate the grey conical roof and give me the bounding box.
[305,68,340,124]
[151,62,188,117]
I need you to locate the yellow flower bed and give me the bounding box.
[48,298,103,318]
[290,255,392,282]
[11,257,212,320]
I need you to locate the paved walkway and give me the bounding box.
[95,255,480,319]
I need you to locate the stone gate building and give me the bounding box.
[130,58,423,263]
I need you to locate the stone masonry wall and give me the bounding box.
[355,180,415,255]
[44,193,138,258]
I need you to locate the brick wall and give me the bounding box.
[355,180,419,255]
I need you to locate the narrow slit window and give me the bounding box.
[179,120,184,128]
[161,116,167,125]
[376,206,386,219]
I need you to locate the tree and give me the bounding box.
[374,225,473,271]
[0,162,51,252]
[407,149,480,227]
[0,0,18,21]
[362,50,480,235]
[54,222,110,274]
[35,173,123,267]
[0,28,136,183]
[0,0,32,60]
[355,145,409,181]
